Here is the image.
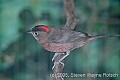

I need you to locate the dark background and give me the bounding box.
[0,0,120,80]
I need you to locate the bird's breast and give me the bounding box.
[41,43,73,52]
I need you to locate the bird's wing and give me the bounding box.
[47,28,69,43]
[48,28,89,43]
[65,31,89,43]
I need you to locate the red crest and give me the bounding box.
[35,25,50,32]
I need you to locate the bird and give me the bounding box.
[28,25,119,69]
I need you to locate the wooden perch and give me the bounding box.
[52,0,78,80]
[53,54,64,80]
[64,0,78,30]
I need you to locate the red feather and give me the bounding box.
[35,25,50,32]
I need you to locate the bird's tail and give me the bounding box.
[91,34,120,39]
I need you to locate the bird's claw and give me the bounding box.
[52,61,64,70]
[52,52,64,61]
[58,51,70,62]
[52,51,70,70]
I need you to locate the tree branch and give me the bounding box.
[52,0,77,80]
[53,54,64,80]
[63,0,78,30]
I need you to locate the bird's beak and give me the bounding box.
[27,30,32,34]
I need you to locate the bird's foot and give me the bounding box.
[58,51,70,62]
[52,53,64,61]
[52,51,70,70]
[52,51,70,62]
[52,61,64,70]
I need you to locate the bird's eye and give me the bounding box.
[34,32,38,36]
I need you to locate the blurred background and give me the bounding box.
[0,0,120,80]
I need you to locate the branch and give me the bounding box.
[53,54,64,80]
[63,0,78,30]
[52,0,77,80]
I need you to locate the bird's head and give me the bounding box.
[28,25,50,42]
